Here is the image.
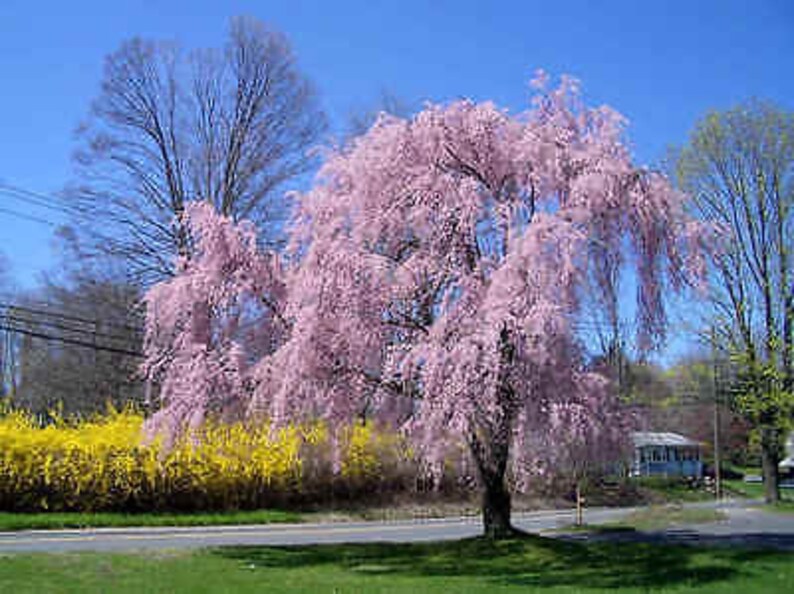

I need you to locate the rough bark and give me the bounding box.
[482,473,514,539]
[471,325,521,539]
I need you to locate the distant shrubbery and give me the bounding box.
[0,408,415,512]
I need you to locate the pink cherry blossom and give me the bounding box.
[143,76,705,537]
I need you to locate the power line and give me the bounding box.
[0,180,82,229]
[0,189,61,214]
[0,301,144,336]
[5,313,141,346]
[0,182,78,216]
[0,323,143,358]
[0,205,58,227]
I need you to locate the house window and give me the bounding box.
[679,448,699,461]
[641,447,667,462]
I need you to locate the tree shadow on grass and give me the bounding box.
[211,533,791,590]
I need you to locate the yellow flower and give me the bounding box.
[0,408,409,511]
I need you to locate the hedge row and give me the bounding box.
[0,409,416,512]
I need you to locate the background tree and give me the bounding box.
[660,353,751,469]
[589,347,671,407]
[10,230,143,416]
[532,389,634,525]
[674,102,794,502]
[67,16,327,283]
[344,90,415,141]
[144,75,705,538]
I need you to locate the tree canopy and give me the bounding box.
[674,101,794,502]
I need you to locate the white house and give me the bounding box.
[780,431,794,478]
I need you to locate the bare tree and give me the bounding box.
[12,281,143,417]
[663,353,752,469]
[10,230,144,416]
[67,16,327,283]
[674,101,794,503]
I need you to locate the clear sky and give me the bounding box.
[1,0,792,353]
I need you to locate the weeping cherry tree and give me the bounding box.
[143,74,706,538]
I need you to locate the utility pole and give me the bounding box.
[712,327,721,500]
[0,308,5,397]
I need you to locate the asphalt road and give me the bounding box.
[0,501,791,553]
[0,507,628,553]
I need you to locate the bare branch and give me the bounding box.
[66,17,327,284]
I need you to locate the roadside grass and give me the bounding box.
[553,505,726,534]
[0,501,484,532]
[0,509,302,532]
[608,506,726,531]
[634,477,713,503]
[0,500,726,533]
[722,479,794,513]
[0,501,485,532]
[0,536,791,593]
[771,500,794,514]
[723,479,766,499]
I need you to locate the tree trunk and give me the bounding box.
[474,323,520,539]
[469,430,516,539]
[482,473,513,539]
[760,427,781,504]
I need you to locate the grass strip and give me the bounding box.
[0,509,302,532]
[722,479,794,510]
[551,505,726,534]
[607,506,726,532]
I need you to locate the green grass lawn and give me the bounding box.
[0,509,302,531]
[634,477,714,503]
[614,506,726,531]
[0,537,791,593]
[771,500,794,514]
[722,479,794,513]
[723,479,766,499]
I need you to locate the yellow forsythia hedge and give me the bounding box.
[0,408,412,512]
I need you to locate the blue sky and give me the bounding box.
[1,0,792,357]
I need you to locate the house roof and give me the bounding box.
[632,432,700,448]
